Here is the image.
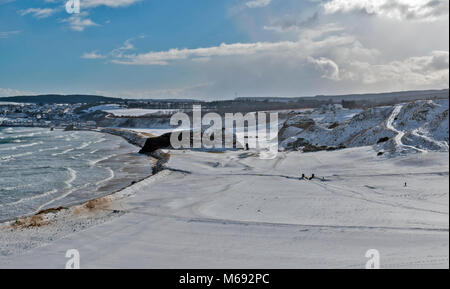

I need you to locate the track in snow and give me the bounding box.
[386,105,427,153]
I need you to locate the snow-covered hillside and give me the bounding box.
[280,99,449,154]
[85,105,180,117]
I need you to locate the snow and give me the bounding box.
[84,104,123,113]
[0,102,29,106]
[386,105,427,153]
[105,108,180,117]
[309,106,363,124]
[128,126,189,137]
[1,98,448,268]
[280,126,303,140]
[84,105,179,117]
[1,147,448,268]
[280,99,449,154]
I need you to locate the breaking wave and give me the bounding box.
[0,127,134,222]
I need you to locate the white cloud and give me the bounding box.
[345,50,449,86]
[61,12,99,31]
[323,0,449,21]
[81,0,141,8]
[107,24,378,67]
[82,37,144,60]
[82,37,139,60]
[71,1,448,98]
[20,1,141,32]
[0,30,20,38]
[100,26,447,96]
[0,88,35,97]
[58,1,140,31]
[307,56,340,81]
[81,51,106,59]
[0,0,16,5]
[110,38,136,57]
[111,41,303,65]
[263,12,320,32]
[245,0,272,8]
[19,8,57,19]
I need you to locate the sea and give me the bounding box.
[0,127,152,222]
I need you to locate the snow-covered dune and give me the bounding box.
[280,99,449,154]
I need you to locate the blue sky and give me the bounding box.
[0,0,449,99]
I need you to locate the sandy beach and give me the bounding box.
[1,146,448,268]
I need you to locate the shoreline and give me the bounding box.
[0,127,172,257]
[0,127,165,225]
[0,169,171,257]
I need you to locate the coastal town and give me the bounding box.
[0,102,95,129]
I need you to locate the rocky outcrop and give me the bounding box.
[328,122,340,129]
[377,137,390,143]
[284,115,315,129]
[100,128,152,148]
[302,144,346,153]
[278,115,315,141]
[139,133,173,154]
[100,128,171,170]
[139,128,241,154]
[101,128,172,174]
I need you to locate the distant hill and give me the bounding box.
[313,89,449,102]
[1,89,448,107]
[0,94,125,104]
[236,89,449,103]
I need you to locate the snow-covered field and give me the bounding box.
[1,147,448,268]
[106,108,180,117]
[1,98,448,268]
[85,105,180,117]
[0,102,27,105]
[129,126,190,137]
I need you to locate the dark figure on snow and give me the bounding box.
[245,143,249,151]
[310,174,315,180]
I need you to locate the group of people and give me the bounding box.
[300,173,316,180]
[299,171,408,186]
[300,173,328,181]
